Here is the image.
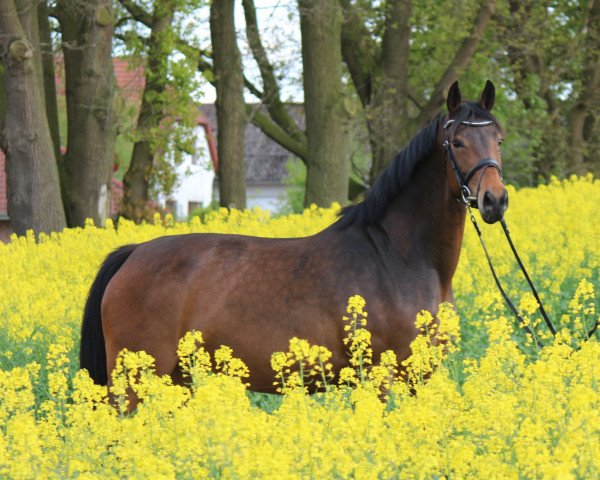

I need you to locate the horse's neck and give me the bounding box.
[379,151,467,284]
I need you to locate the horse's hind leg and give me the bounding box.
[100,256,190,411]
[104,337,181,412]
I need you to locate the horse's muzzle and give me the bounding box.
[480,189,508,224]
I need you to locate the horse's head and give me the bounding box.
[443,80,507,224]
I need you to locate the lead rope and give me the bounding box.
[466,206,544,348]
[499,219,556,336]
[470,207,600,342]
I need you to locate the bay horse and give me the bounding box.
[80,81,507,399]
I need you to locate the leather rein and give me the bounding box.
[442,118,600,345]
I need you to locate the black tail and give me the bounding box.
[80,244,137,385]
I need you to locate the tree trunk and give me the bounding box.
[122,0,175,222]
[38,1,61,162]
[0,0,67,235]
[57,0,116,227]
[568,0,600,175]
[38,1,69,213]
[0,67,5,129]
[299,0,349,207]
[210,0,247,209]
[367,0,411,182]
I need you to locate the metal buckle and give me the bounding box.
[460,185,472,205]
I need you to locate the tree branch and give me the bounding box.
[406,85,424,110]
[416,0,497,125]
[118,0,152,25]
[339,0,376,108]
[247,105,308,161]
[242,0,305,144]
[119,0,264,99]
[176,37,265,98]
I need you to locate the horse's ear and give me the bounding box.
[447,81,461,115]
[480,80,495,111]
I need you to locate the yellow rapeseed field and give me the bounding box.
[0,175,598,478]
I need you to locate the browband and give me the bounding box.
[443,119,494,130]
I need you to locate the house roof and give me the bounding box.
[200,104,305,185]
[55,56,146,102]
[112,58,146,100]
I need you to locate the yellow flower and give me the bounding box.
[0,181,598,477]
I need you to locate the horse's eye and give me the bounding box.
[499,138,504,145]
[451,140,464,148]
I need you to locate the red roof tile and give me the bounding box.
[54,56,145,102]
[112,58,146,102]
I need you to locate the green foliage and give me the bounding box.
[246,391,282,413]
[114,0,207,197]
[410,0,482,94]
[489,0,600,179]
[277,159,306,214]
[189,201,220,222]
[103,0,600,205]
[95,6,113,26]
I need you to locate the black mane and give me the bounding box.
[332,116,442,230]
[333,102,499,230]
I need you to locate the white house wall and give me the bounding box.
[246,185,288,212]
[212,183,288,213]
[160,129,215,219]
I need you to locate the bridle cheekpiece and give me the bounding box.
[442,119,503,208]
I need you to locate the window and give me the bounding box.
[166,200,178,216]
[188,201,201,215]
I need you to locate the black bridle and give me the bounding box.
[440,118,600,346]
[442,118,502,208]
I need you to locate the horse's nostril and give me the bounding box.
[481,190,508,222]
[483,191,495,209]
